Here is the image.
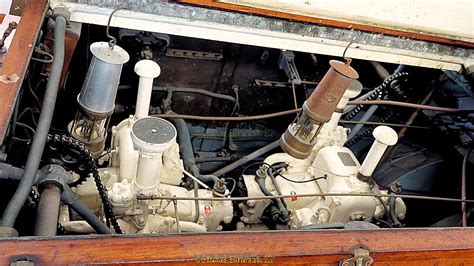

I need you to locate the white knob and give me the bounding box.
[134,59,161,78]
[358,126,398,178]
[373,125,398,146]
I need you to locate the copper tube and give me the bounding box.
[152,99,466,121]
[305,60,359,123]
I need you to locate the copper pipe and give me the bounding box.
[153,100,466,121]
[154,109,300,121]
[462,147,473,227]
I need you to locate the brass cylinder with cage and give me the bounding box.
[280,60,359,159]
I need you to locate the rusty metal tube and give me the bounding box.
[304,60,359,124]
[34,183,62,236]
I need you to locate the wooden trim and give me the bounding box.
[177,0,474,48]
[0,0,48,144]
[1,228,474,264]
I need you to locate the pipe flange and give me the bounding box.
[38,164,72,190]
[52,7,71,22]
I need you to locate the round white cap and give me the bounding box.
[134,59,161,78]
[372,126,398,146]
[131,117,176,154]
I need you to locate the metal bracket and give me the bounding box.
[9,0,25,16]
[166,48,223,61]
[278,51,301,85]
[339,246,374,266]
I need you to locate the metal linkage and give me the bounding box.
[137,193,474,203]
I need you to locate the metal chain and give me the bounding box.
[345,113,394,147]
[46,134,122,234]
[345,72,409,120]
[46,134,90,187]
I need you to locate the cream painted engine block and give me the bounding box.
[240,145,406,229]
[63,59,406,234]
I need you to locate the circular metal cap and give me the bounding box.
[135,60,161,78]
[329,60,359,80]
[372,126,398,146]
[131,117,176,154]
[90,42,130,65]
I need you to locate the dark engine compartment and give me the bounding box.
[1,21,473,236]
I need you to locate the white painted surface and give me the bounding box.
[0,1,11,14]
[50,2,473,71]
[223,0,474,43]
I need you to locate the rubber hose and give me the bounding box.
[61,186,113,234]
[2,15,67,227]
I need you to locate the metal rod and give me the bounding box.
[211,140,280,177]
[172,196,181,233]
[137,193,474,203]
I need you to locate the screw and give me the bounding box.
[151,128,157,133]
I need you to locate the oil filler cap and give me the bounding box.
[131,117,177,154]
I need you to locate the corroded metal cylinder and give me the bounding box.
[305,60,359,124]
[280,60,359,159]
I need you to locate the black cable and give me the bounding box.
[225,178,237,195]
[241,161,327,184]
[16,122,36,136]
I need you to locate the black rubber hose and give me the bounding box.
[61,186,113,234]
[1,15,67,228]
[0,163,112,234]
[255,176,288,223]
[168,112,218,185]
[34,183,62,236]
[169,114,195,169]
[0,163,30,182]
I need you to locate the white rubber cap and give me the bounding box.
[373,126,398,146]
[134,59,161,78]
